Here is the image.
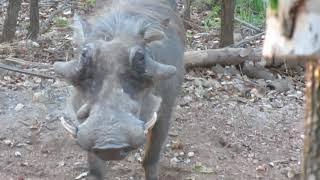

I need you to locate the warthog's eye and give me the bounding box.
[130,47,146,74]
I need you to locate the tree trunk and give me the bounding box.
[183,0,192,20]
[1,0,22,42]
[303,61,320,179]
[29,0,39,40]
[220,0,235,47]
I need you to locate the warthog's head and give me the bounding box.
[54,14,176,160]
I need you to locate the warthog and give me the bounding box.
[54,0,185,179]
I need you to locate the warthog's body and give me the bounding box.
[54,0,185,179]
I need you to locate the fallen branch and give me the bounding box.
[183,47,305,71]
[235,17,262,32]
[0,63,55,80]
[0,57,51,68]
[184,47,262,68]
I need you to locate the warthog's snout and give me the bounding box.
[92,145,134,161]
[60,107,158,161]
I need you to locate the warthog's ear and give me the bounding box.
[72,14,91,45]
[143,18,170,44]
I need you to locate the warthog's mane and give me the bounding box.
[85,0,184,44]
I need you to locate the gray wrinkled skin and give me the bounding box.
[54,0,185,179]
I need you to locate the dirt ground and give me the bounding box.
[0,0,306,180]
[0,68,305,180]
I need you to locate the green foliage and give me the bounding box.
[201,0,266,31]
[85,0,96,6]
[193,0,217,10]
[269,0,278,11]
[203,5,221,30]
[235,0,266,26]
[54,17,69,28]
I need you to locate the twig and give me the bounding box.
[1,57,51,68]
[229,32,265,48]
[235,17,262,32]
[0,63,55,80]
[40,0,70,34]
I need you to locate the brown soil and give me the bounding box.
[0,70,304,180]
[0,1,305,180]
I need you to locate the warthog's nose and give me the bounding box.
[93,145,135,161]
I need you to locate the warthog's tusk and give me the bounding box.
[144,112,157,135]
[60,117,77,137]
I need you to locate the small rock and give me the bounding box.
[20,162,29,166]
[253,159,259,164]
[75,172,88,180]
[226,120,232,125]
[134,153,142,163]
[15,103,24,111]
[3,139,13,146]
[58,161,65,167]
[170,157,180,165]
[74,162,82,166]
[256,164,267,172]
[31,41,40,48]
[269,162,275,167]
[187,152,195,157]
[179,152,185,156]
[185,158,191,164]
[15,151,22,157]
[16,143,27,148]
[248,153,255,158]
[169,131,179,137]
[211,126,217,131]
[63,9,72,15]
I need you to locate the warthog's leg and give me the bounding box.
[143,100,174,180]
[87,152,106,180]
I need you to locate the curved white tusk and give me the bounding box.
[60,117,77,138]
[144,112,157,135]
